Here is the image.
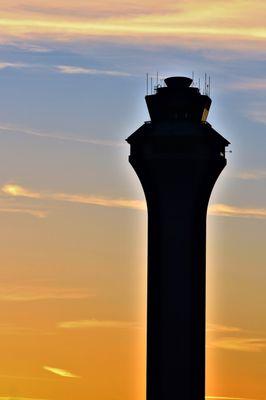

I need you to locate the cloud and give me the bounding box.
[0,196,47,218]
[18,43,51,53]
[2,184,41,199]
[3,183,266,218]
[207,323,242,334]
[0,123,124,147]
[209,337,266,353]
[58,319,140,329]
[51,192,145,210]
[209,204,266,219]
[56,65,131,77]
[0,373,57,382]
[2,184,146,211]
[43,366,80,378]
[230,79,266,91]
[247,108,266,125]
[0,323,54,336]
[0,285,90,302]
[0,397,48,400]
[207,322,266,353]
[206,397,259,400]
[0,61,28,70]
[0,206,47,218]
[231,170,266,180]
[0,61,132,78]
[0,0,265,50]
[0,0,173,19]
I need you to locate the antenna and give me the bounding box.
[192,71,194,87]
[198,78,201,92]
[156,72,159,87]
[150,77,153,94]
[146,73,149,95]
[204,73,207,95]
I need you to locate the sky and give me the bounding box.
[0,0,265,399]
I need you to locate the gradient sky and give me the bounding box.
[0,1,265,399]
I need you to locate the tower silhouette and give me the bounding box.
[126,77,229,400]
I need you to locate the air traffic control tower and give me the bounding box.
[126,77,229,400]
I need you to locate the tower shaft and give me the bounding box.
[130,157,225,400]
[127,76,229,400]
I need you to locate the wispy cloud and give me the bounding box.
[247,108,266,125]
[18,43,51,53]
[58,319,140,329]
[0,61,28,70]
[207,322,266,353]
[56,65,131,77]
[3,183,266,218]
[231,170,266,180]
[206,397,260,400]
[207,323,242,334]
[0,373,57,382]
[0,60,132,78]
[0,323,54,336]
[0,195,47,218]
[0,0,265,50]
[0,284,90,302]
[2,184,146,211]
[209,203,266,219]
[0,206,47,218]
[230,79,266,91]
[0,123,123,147]
[43,366,80,378]
[0,397,48,400]
[209,337,266,352]
[50,192,145,210]
[2,184,41,199]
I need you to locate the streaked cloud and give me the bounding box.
[207,322,266,353]
[247,108,266,125]
[58,319,140,329]
[0,206,47,218]
[0,373,57,382]
[0,323,53,336]
[209,203,266,219]
[0,196,47,218]
[230,79,266,91]
[0,123,123,147]
[0,284,90,302]
[0,61,28,70]
[0,397,48,400]
[0,61,132,78]
[43,366,80,378]
[206,397,259,400]
[51,192,145,210]
[3,183,266,218]
[207,323,242,334]
[0,0,264,50]
[2,184,41,199]
[209,336,266,352]
[18,43,51,53]
[231,170,266,180]
[57,65,131,77]
[0,0,171,19]
[2,184,146,211]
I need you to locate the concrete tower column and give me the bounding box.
[127,77,229,400]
